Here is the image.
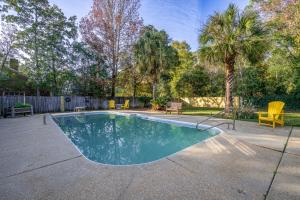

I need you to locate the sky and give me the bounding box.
[49,0,249,51]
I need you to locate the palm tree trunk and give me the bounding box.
[152,72,158,100]
[152,83,156,100]
[225,63,234,113]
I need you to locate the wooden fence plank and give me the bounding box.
[0,96,137,115]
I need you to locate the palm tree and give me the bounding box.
[134,25,177,99]
[199,4,268,113]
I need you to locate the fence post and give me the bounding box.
[31,105,33,115]
[12,107,15,118]
[60,96,65,112]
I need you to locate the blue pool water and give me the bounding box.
[53,113,220,165]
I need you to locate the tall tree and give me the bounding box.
[199,4,268,112]
[2,0,78,95]
[252,0,300,96]
[134,25,178,99]
[175,66,209,97]
[170,41,194,98]
[80,0,142,98]
[237,65,267,99]
[43,5,77,95]
[118,13,142,105]
[3,0,51,95]
[0,21,18,71]
[71,41,109,96]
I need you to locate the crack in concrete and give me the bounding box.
[166,157,197,175]
[251,143,284,153]
[116,169,139,200]
[284,152,300,157]
[264,126,294,200]
[226,130,295,156]
[1,155,82,180]
[117,174,135,200]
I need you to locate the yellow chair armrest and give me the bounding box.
[272,113,284,117]
[258,112,267,117]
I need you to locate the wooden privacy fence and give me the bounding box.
[63,96,101,112]
[0,96,139,115]
[0,95,102,114]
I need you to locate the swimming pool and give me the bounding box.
[53,113,220,165]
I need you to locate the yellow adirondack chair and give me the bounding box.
[258,101,285,128]
[108,100,116,109]
[121,100,129,109]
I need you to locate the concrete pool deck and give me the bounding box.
[0,112,299,200]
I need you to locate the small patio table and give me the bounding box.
[116,104,123,110]
[74,107,85,112]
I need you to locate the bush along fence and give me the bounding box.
[242,95,300,111]
[181,96,300,111]
[181,97,241,108]
[0,95,141,116]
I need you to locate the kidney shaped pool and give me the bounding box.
[53,113,220,165]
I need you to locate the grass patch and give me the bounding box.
[182,107,300,127]
[182,107,223,116]
[284,112,300,126]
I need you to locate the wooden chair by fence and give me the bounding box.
[4,105,33,118]
[166,102,182,114]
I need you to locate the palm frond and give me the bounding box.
[199,3,269,66]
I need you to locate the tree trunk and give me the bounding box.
[133,79,137,108]
[152,83,157,100]
[0,46,12,71]
[111,74,116,98]
[225,63,234,113]
[52,54,58,96]
[36,87,40,97]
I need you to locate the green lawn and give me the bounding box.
[182,107,300,127]
[182,107,223,116]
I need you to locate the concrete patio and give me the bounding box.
[0,112,299,200]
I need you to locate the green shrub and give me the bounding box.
[236,104,257,119]
[150,96,171,110]
[15,103,32,108]
[137,96,152,108]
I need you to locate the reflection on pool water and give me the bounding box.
[53,113,220,165]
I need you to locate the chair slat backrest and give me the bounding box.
[170,102,182,109]
[109,100,115,108]
[176,102,182,109]
[124,100,129,108]
[268,101,285,120]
